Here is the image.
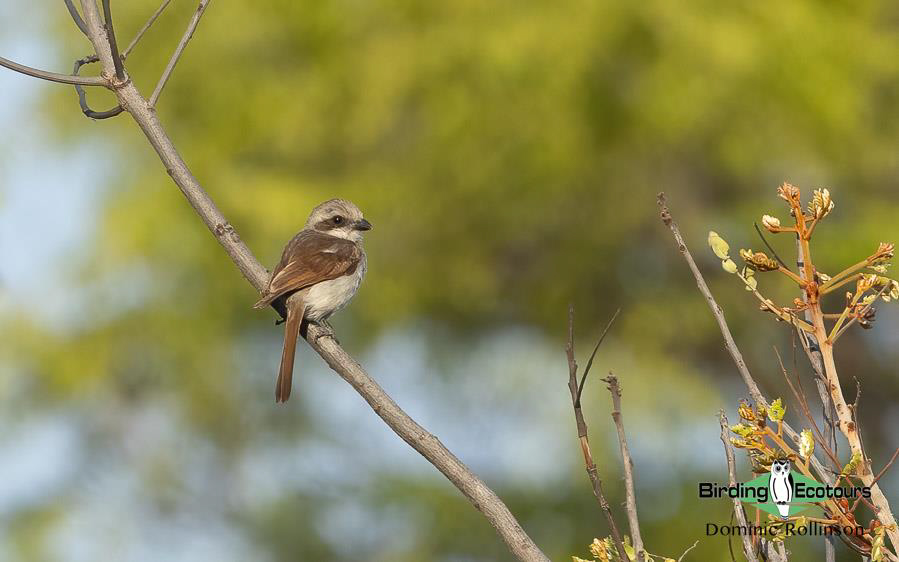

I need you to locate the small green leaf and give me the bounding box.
[722,258,738,273]
[708,231,730,260]
[871,525,885,561]
[769,398,785,421]
[799,429,814,459]
[730,423,754,437]
[841,451,862,475]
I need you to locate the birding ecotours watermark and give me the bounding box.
[698,459,870,537]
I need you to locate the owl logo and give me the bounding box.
[769,459,794,518]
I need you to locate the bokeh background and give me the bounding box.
[2,1,899,560]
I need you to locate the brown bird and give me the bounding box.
[255,199,371,402]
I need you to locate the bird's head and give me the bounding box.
[306,198,372,242]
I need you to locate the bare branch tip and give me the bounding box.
[657,192,672,224]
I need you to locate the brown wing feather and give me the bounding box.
[254,230,361,308]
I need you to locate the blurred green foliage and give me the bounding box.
[3,0,899,560]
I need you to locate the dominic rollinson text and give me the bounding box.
[706,521,865,537]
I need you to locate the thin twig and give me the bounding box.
[101,0,126,80]
[150,0,213,107]
[603,372,645,562]
[658,193,766,406]
[754,222,790,270]
[872,448,899,487]
[819,259,869,292]
[64,0,90,35]
[719,411,757,562]
[123,0,174,59]
[677,540,699,562]
[852,447,899,518]
[831,283,890,342]
[819,272,862,296]
[576,307,620,405]
[657,193,830,480]
[566,306,629,562]
[0,55,108,87]
[774,347,841,473]
[72,55,123,119]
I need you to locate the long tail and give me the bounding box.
[276,295,305,403]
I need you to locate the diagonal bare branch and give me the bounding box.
[658,193,766,407]
[61,7,548,557]
[0,55,108,87]
[122,0,174,59]
[150,0,213,106]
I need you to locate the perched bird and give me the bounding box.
[769,459,794,518]
[255,199,371,403]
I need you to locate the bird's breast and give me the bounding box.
[304,254,366,321]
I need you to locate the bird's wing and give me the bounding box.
[787,473,794,500]
[254,231,361,308]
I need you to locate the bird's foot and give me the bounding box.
[313,320,339,345]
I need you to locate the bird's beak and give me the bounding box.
[354,218,372,231]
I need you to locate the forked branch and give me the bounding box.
[566,306,629,561]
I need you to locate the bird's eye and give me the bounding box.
[333,216,344,225]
